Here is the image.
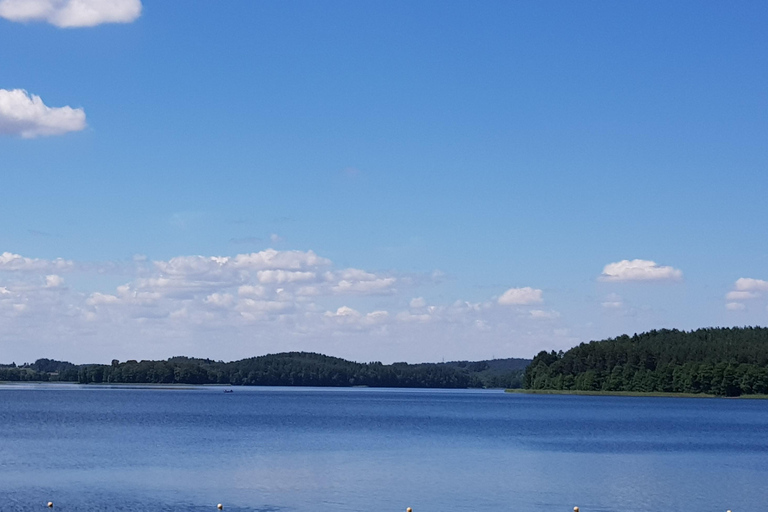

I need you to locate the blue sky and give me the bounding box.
[1,0,767,364]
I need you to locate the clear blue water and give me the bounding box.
[1,385,766,512]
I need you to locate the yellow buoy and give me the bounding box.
[574,507,579,512]
[47,503,53,508]
[217,505,223,510]
[406,508,412,512]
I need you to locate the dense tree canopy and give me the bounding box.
[524,327,768,396]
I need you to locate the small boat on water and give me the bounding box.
[224,389,234,393]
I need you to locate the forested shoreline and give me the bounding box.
[525,327,768,396]
[0,352,529,389]
[6,326,768,395]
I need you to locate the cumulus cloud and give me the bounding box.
[237,285,266,297]
[329,269,397,295]
[0,248,579,364]
[599,259,682,282]
[256,270,315,284]
[204,293,235,308]
[409,297,426,309]
[498,287,543,306]
[725,291,760,301]
[296,286,320,297]
[734,278,768,292]
[45,275,64,288]
[326,306,360,318]
[0,89,86,138]
[232,249,330,270]
[0,0,141,27]
[724,278,768,310]
[0,252,75,272]
[333,278,396,294]
[325,306,390,327]
[236,298,292,314]
[86,292,119,306]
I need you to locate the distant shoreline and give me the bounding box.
[505,388,768,399]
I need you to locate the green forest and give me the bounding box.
[0,352,529,389]
[524,327,768,396]
[6,326,767,394]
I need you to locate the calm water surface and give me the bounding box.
[1,385,766,512]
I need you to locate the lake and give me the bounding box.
[1,385,766,512]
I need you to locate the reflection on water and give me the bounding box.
[1,385,766,512]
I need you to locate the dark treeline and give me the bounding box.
[1,353,530,389]
[0,358,79,382]
[525,327,768,396]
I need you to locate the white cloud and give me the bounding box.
[0,252,75,272]
[153,255,229,277]
[45,274,64,288]
[325,306,390,327]
[498,287,543,306]
[365,310,389,323]
[256,270,315,284]
[237,298,293,316]
[0,0,141,27]
[326,306,360,318]
[724,278,768,308]
[204,293,235,308]
[530,309,560,320]
[296,286,320,297]
[0,248,586,364]
[396,311,433,323]
[409,297,426,309]
[725,291,760,301]
[232,249,330,270]
[333,277,396,294]
[86,292,119,306]
[329,269,397,295]
[451,300,492,314]
[0,89,86,138]
[237,285,265,297]
[734,278,768,292]
[599,259,682,282]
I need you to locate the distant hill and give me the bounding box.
[0,353,531,389]
[525,326,768,396]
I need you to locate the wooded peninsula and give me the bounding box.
[525,326,768,396]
